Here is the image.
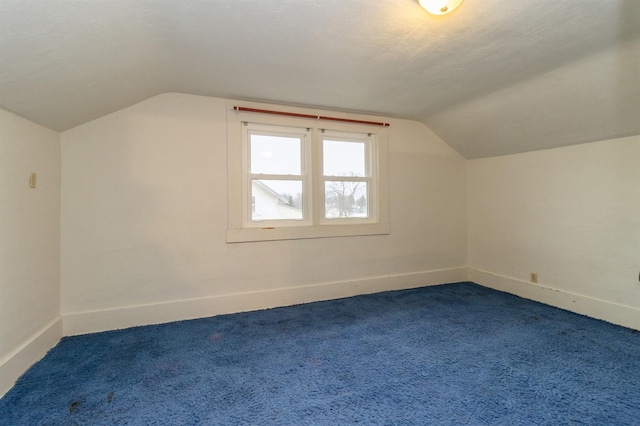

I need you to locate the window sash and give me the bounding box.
[250,178,305,224]
[321,135,370,178]
[323,179,371,220]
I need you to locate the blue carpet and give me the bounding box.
[1,282,639,425]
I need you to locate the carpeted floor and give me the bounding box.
[1,282,638,425]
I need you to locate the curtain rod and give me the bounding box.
[233,106,390,127]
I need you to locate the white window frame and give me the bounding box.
[243,123,311,228]
[226,106,389,243]
[318,130,377,225]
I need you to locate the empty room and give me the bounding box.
[1,0,639,424]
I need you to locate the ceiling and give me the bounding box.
[1,0,639,158]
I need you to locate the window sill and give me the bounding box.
[226,222,390,243]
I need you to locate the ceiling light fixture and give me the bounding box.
[418,0,464,15]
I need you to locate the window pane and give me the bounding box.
[252,180,303,221]
[325,181,368,219]
[323,140,366,177]
[251,134,301,175]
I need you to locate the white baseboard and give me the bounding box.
[469,268,640,330]
[0,317,62,398]
[63,267,468,336]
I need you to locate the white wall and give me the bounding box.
[3,91,638,397]
[468,135,640,329]
[0,109,61,397]
[60,93,468,335]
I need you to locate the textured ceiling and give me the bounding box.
[1,0,639,158]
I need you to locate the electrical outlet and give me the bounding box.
[29,172,37,189]
[530,272,538,283]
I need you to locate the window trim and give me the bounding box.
[226,106,389,243]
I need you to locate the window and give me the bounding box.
[246,125,308,225]
[322,133,371,221]
[227,107,389,242]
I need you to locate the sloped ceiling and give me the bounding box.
[1,0,639,158]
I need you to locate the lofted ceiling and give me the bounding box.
[1,0,639,158]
